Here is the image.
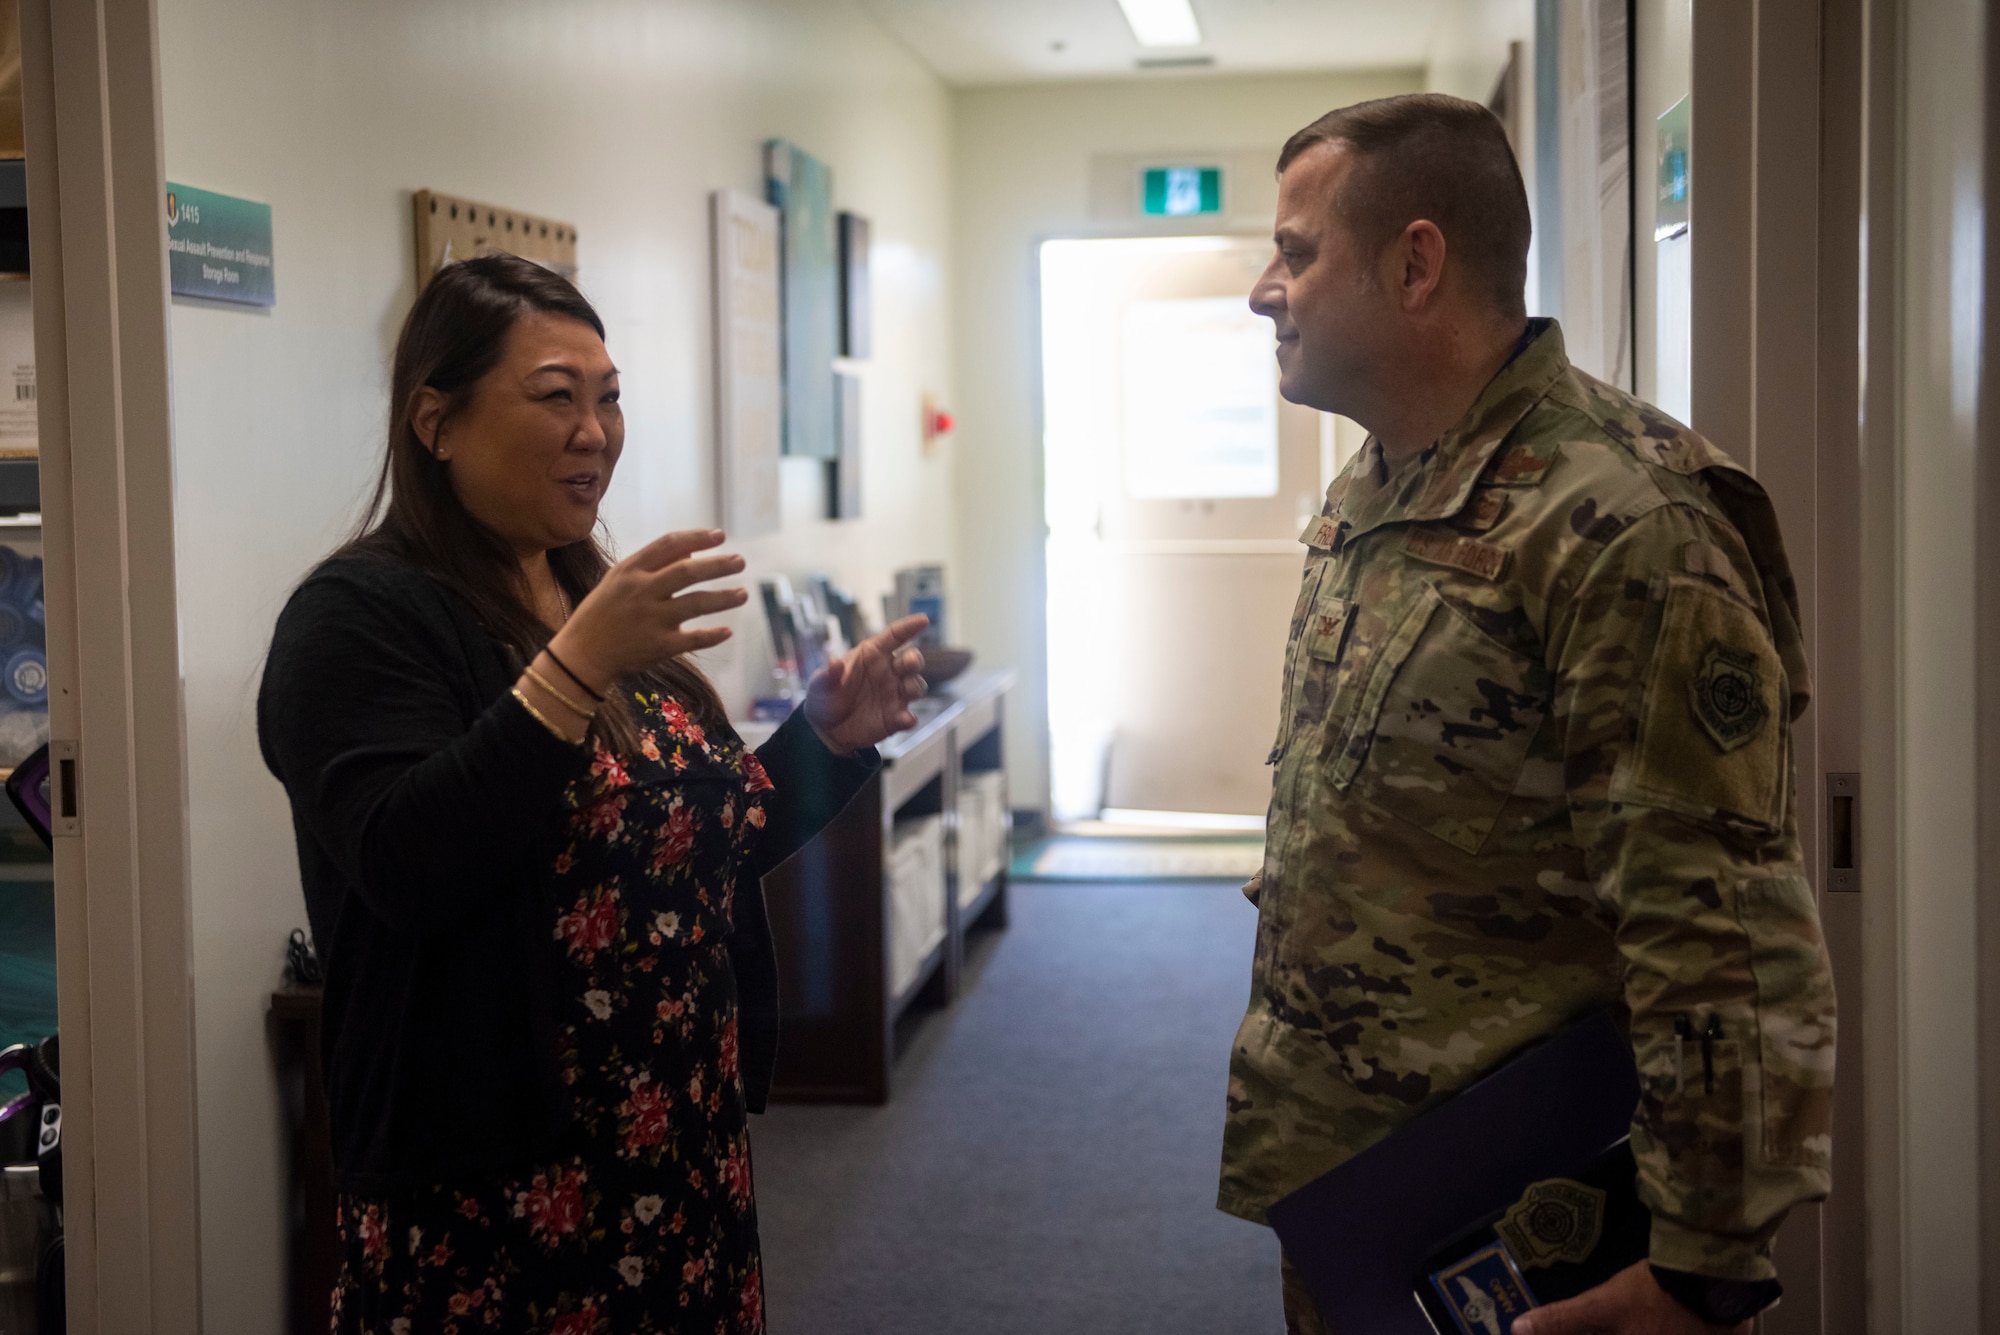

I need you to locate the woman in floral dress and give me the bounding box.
[260,255,926,1334]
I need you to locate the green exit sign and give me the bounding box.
[1142,166,1222,217]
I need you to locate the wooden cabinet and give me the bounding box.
[757,671,1013,1104]
[270,986,335,1335]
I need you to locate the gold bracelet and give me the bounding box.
[512,687,587,745]
[524,663,598,720]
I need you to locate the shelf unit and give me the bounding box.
[758,670,1013,1104]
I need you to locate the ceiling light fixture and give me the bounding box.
[1116,0,1202,48]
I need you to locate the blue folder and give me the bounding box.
[1266,1011,1645,1334]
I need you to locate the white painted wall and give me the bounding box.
[948,69,1421,813]
[157,2,951,1327]
[1892,0,1986,1327]
[1424,0,1533,105]
[1423,0,1543,322]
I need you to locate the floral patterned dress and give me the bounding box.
[331,692,775,1335]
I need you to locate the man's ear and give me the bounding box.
[1396,220,1448,313]
[410,386,448,456]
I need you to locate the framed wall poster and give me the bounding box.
[832,371,861,520]
[710,190,783,541]
[1541,0,1634,389]
[838,211,871,359]
[764,139,838,460]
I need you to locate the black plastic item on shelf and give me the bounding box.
[0,160,26,277]
[32,1029,61,1335]
[28,1035,57,1208]
[0,462,36,517]
[0,1045,35,1165]
[0,1034,55,1177]
[6,744,50,849]
[35,1232,61,1335]
[0,1041,53,1335]
[285,928,323,987]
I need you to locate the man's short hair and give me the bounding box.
[1278,93,1531,319]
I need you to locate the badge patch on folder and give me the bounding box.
[1428,1242,1537,1334]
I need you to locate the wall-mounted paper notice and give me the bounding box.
[0,282,34,456]
[711,190,783,541]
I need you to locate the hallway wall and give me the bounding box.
[156,2,951,1327]
[948,70,1421,813]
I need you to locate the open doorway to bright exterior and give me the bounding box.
[1033,235,1362,876]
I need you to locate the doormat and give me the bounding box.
[1012,836,1263,882]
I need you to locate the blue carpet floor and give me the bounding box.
[751,879,1280,1334]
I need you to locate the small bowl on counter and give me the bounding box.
[918,646,973,692]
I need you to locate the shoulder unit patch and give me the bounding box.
[1690,640,1769,752]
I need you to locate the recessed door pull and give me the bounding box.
[51,738,78,837]
[1826,772,1859,893]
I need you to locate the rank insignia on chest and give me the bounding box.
[1427,1242,1536,1334]
[1690,639,1768,752]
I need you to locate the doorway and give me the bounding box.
[1038,235,1358,830]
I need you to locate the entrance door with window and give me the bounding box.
[1041,236,1351,821]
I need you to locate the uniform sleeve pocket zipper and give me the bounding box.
[1673,1013,1695,1095]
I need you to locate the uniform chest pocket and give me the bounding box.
[1269,568,1353,762]
[1331,584,1550,854]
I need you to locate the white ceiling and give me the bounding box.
[861,0,1444,85]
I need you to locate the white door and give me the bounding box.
[1041,236,1354,820]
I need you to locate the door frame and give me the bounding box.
[1702,0,2000,1330]
[1688,0,1869,1328]
[1980,0,2000,1316]
[20,0,202,1330]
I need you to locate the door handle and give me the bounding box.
[1825,772,1859,893]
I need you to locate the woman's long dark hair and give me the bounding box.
[337,252,724,746]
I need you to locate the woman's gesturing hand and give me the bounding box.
[546,529,749,692]
[803,615,931,755]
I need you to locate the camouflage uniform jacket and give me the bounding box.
[1219,321,1836,1282]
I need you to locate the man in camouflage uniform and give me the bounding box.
[1222,95,1836,1334]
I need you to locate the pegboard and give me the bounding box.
[412,189,578,290]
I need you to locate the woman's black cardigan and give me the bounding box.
[258,555,877,1194]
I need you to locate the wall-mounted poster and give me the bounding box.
[1538,0,1633,390]
[765,140,838,460]
[838,211,871,359]
[0,281,33,458]
[412,190,577,291]
[710,190,783,541]
[831,371,861,520]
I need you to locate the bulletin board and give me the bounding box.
[412,190,578,290]
[710,190,783,541]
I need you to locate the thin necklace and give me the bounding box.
[555,583,572,625]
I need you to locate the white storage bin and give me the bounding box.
[887,815,947,997]
[956,770,1009,905]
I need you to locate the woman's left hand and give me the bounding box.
[803,615,931,754]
